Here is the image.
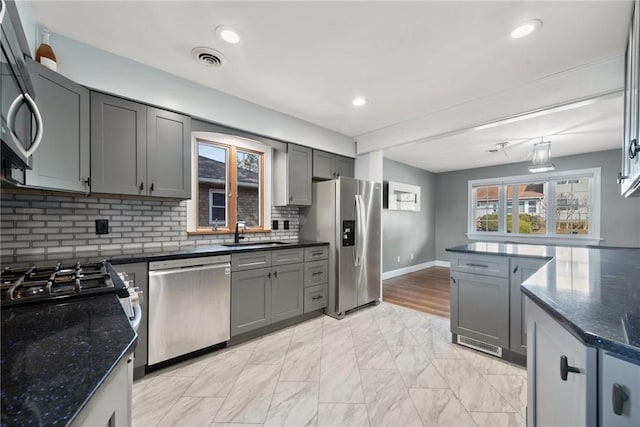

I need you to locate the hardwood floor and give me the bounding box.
[383,267,451,318]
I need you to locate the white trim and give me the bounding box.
[382,261,436,280]
[467,167,601,243]
[435,260,451,268]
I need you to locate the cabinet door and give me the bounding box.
[526,298,597,427]
[26,60,90,192]
[313,150,334,179]
[91,92,146,195]
[147,107,191,198]
[450,271,509,348]
[271,263,304,323]
[231,267,271,336]
[509,257,547,355]
[334,155,354,178]
[287,144,312,205]
[600,352,640,427]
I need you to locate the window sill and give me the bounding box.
[187,228,271,236]
[466,233,602,246]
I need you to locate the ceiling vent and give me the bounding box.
[191,47,225,67]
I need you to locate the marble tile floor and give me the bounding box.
[133,302,527,427]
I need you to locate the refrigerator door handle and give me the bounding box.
[355,195,366,267]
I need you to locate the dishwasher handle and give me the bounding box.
[149,262,231,278]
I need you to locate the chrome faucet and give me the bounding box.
[234,222,246,244]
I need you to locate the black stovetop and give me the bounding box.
[1,260,127,307]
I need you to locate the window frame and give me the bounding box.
[187,132,272,234]
[467,168,601,245]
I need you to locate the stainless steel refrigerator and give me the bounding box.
[300,177,381,319]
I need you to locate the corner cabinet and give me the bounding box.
[620,0,640,197]
[273,143,312,206]
[25,59,90,192]
[312,149,354,180]
[90,92,191,199]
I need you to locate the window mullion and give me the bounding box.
[512,184,519,235]
[229,146,237,227]
[499,185,507,234]
[547,180,556,237]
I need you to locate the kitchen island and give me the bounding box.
[447,242,640,426]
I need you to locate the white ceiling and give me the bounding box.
[31,1,633,172]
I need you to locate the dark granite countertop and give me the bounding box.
[447,242,640,361]
[0,239,329,268]
[1,292,137,426]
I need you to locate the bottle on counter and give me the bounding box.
[35,28,57,71]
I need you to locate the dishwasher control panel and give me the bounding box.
[149,255,231,271]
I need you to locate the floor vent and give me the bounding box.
[457,335,502,357]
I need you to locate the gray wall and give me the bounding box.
[434,149,640,261]
[383,158,436,272]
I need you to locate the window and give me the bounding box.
[467,168,601,244]
[188,133,271,233]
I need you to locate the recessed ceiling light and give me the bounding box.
[510,19,542,39]
[216,26,240,44]
[352,97,367,107]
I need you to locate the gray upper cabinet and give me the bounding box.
[273,143,312,206]
[621,0,640,197]
[25,59,90,192]
[91,92,191,198]
[509,257,548,355]
[146,107,191,198]
[271,263,304,323]
[91,92,146,196]
[312,149,354,180]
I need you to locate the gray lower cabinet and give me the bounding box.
[312,149,354,180]
[25,58,90,192]
[274,143,312,206]
[304,283,327,313]
[600,352,640,426]
[271,263,304,323]
[91,92,191,198]
[509,258,548,355]
[112,262,148,378]
[231,267,272,336]
[450,271,509,349]
[72,353,133,427]
[526,296,597,427]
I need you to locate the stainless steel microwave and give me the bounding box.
[1,0,43,174]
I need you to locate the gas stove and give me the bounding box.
[1,261,127,307]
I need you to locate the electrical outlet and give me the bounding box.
[272,220,279,230]
[284,220,290,230]
[397,256,400,263]
[411,253,414,260]
[95,219,109,235]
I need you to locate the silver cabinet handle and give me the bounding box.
[7,93,44,159]
[466,263,489,268]
[311,295,323,300]
[311,271,323,276]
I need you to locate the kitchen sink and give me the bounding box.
[222,241,290,248]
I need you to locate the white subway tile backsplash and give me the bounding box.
[1,193,300,259]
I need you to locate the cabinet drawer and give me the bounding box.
[304,284,327,313]
[304,260,328,287]
[272,248,304,266]
[231,251,272,272]
[304,246,329,261]
[450,254,509,277]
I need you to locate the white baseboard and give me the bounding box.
[382,260,451,280]
[382,261,436,280]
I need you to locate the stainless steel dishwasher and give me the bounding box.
[148,255,231,365]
